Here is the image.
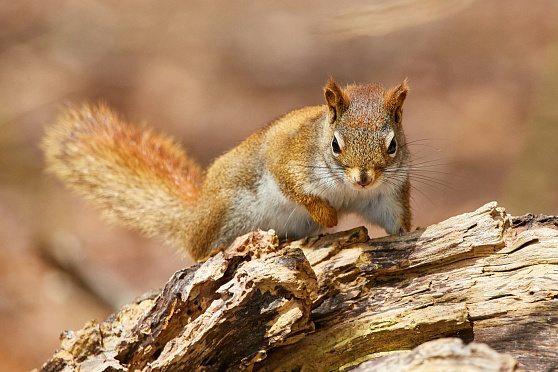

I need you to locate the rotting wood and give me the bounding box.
[348,337,517,372]
[36,202,558,372]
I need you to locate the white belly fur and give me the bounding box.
[230,170,402,241]
[316,175,404,234]
[231,171,320,240]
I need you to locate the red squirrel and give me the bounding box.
[43,79,411,261]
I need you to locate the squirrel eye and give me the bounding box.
[387,137,397,156]
[331,136,342,155]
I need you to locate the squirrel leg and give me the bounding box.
[304,195,338,228]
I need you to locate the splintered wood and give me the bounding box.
[37,202,558,372]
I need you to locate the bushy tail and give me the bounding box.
[43,103,203,248]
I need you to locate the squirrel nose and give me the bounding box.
[356,171,373,187]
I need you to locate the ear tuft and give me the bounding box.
[384,78,409,114]
[324,79,349,124]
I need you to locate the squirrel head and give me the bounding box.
[324,78,409,190]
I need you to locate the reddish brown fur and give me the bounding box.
[325,78,350,123]
[44,80,411,261]
[383,78,409,113]
[44,103,203,247]
[58,104,202,201]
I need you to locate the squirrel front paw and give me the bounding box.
[306,197,338,228]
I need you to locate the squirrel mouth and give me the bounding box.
[352,181,377,190]
[348,171,384,191]
[350,178,379,190]
[348,169,377,189]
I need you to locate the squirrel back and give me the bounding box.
[43,104,203,248]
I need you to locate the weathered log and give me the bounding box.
[350,338,517,371]
[36,202,558,371]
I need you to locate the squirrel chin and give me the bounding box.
[348,179,382,191]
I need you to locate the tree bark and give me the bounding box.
[36,202,558,372]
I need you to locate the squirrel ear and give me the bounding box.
[384,79,409,110]
[324,79,349,124]
[384,79,409,124]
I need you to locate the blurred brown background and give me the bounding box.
[1,0,558,370]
